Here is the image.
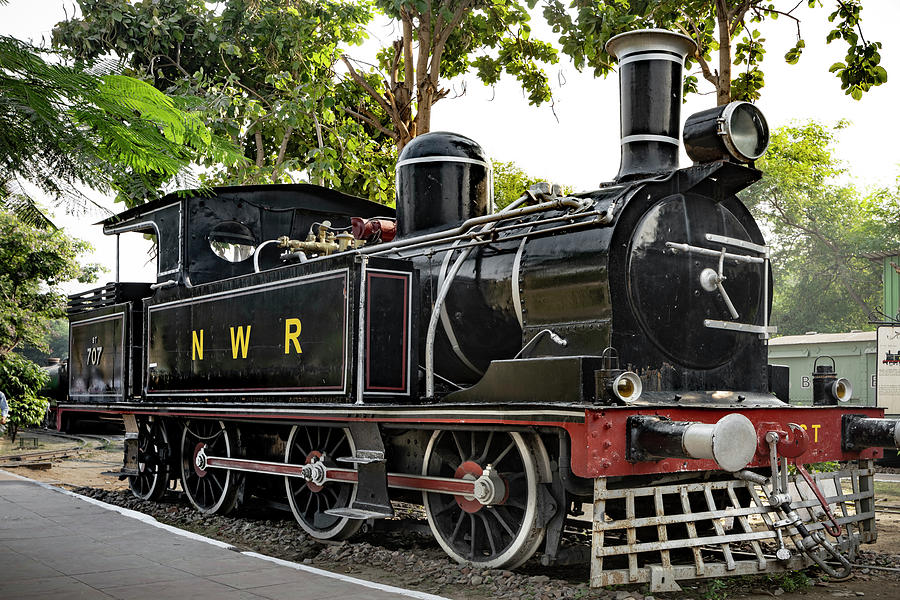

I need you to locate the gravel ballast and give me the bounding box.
[72,487,900,600]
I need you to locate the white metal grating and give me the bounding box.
[591,460,876,591]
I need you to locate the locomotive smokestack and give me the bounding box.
[606,29,697,181]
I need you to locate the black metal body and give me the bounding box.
[142,254,416,403]
[65,159,772,407]
[411,162,769,395]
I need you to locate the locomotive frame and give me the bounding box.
[57,29,899,592]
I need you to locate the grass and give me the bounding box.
[767,570,812,593]
[696,570,814,600]
[874,480,900,502]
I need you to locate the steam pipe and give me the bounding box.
[363,196,587,257]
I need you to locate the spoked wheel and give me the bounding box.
[128,417,170,501]
[423,430,546,569]
[284,424,361,540]
[180,420,244,515]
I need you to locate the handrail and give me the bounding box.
[363,195,590,257]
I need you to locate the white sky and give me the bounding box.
[3,0,898,292]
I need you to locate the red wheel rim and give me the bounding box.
[454,461,484,513]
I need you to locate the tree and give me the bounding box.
[493,160,571,209]
[342,1,559,151]
[53,0,397,203]
[0,210,99,356]
[0,353,50,442]
[19,319,69,365]
[740,121,900,334]
[0,33,243,210]
[542,0,886,105]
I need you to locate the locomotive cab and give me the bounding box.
[101,184,393,287]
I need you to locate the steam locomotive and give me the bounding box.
[59,30,900,591]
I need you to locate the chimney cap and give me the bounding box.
[606,29,697,62]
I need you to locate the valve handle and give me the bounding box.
[794,461,842,538]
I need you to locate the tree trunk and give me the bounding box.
[715,0,732,105]
[254,131,265,168]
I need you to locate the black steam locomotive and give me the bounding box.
[59,30,898,591]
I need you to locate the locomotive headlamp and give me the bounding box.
[684,101,770,164]
[812,357,852,405]
[832,378,853,403]
[596,347,642,404]
[612,371,643,402]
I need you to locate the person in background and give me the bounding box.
[0,390,7,435]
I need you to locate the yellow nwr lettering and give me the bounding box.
[284,318,302,354]
[230,325,252,359]
[192,330,204,361]
[811,424,821,443]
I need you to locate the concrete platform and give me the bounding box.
[0,471,447,600]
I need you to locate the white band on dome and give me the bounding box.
[396,156,491,169]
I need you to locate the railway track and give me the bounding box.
[874,502,900,515]
[0,429,121,468]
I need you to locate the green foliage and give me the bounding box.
[0,353,50,441]
[740,121,900,334]
[541,0,886,105]
[827,1,888,101]
[19,319,69,365]
[766,569,811,593]
[0,211,99,356]
[493,160,572,209]
[0,33,243,209]
[348,1,558,150]
[53,0,396,203]
[703,578,729,600]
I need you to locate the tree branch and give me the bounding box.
[715,0,732,104]
[678,14,716,85]
[339,106,399,140]
[341,55,395,118]
[275,126,293,167]
[767,190,873,314]
[402,9,414,90]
